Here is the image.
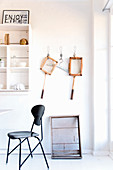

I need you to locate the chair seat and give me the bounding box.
[8,131,39,139]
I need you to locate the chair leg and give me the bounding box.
[6,137,10,164]
[27,138,33,158]
[19,139,21,170]
[39,141,49,169]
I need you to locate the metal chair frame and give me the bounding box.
[6,117,49,170]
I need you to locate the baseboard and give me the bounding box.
[82,149,93,154]
[1,149,92,155]
[0,148,110,156]
[109,152,113,159]
[81,149,110,156]
[0,148,51,155]
[0,149,93,155]
[92,150,109,156]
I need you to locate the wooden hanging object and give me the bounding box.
[40,55,58,99]
[69,56,83,100]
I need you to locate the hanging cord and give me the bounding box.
[47,46,50,57]
[59,46,63,65]
[73,46,77,57]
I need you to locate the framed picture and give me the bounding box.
[2,10,29,24]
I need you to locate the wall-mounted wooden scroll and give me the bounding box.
[40,56,58,99]
[69,57,83,100]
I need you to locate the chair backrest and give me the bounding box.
[31,105,45,126]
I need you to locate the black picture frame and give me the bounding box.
[2,10,30,24]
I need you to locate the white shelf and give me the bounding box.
[0,24,30,93]
[0,45,29,47]
[10,67,29,69]
[0,24,29,31]
[0,67,7,69]
[0,89,29,92]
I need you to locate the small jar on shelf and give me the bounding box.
[0,58,5,67]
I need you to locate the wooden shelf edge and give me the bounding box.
[0,89,30,93]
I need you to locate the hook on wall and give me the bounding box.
[59,46,63,65]
[56,46,68,73]
[73,46,77,57]
[47,46,50,57]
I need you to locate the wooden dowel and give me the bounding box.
[80,58,83,75]
[71,76,75,100]
[40,57,47,69]
[41,74,46,99]
[48,56,58,62]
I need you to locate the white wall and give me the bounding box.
[0,0,109,155]
[93,0,109,154]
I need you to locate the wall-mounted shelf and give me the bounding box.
[0,24,31,93]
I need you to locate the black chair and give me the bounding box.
[6,105,49,170]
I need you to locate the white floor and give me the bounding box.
[0,154,113,170]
